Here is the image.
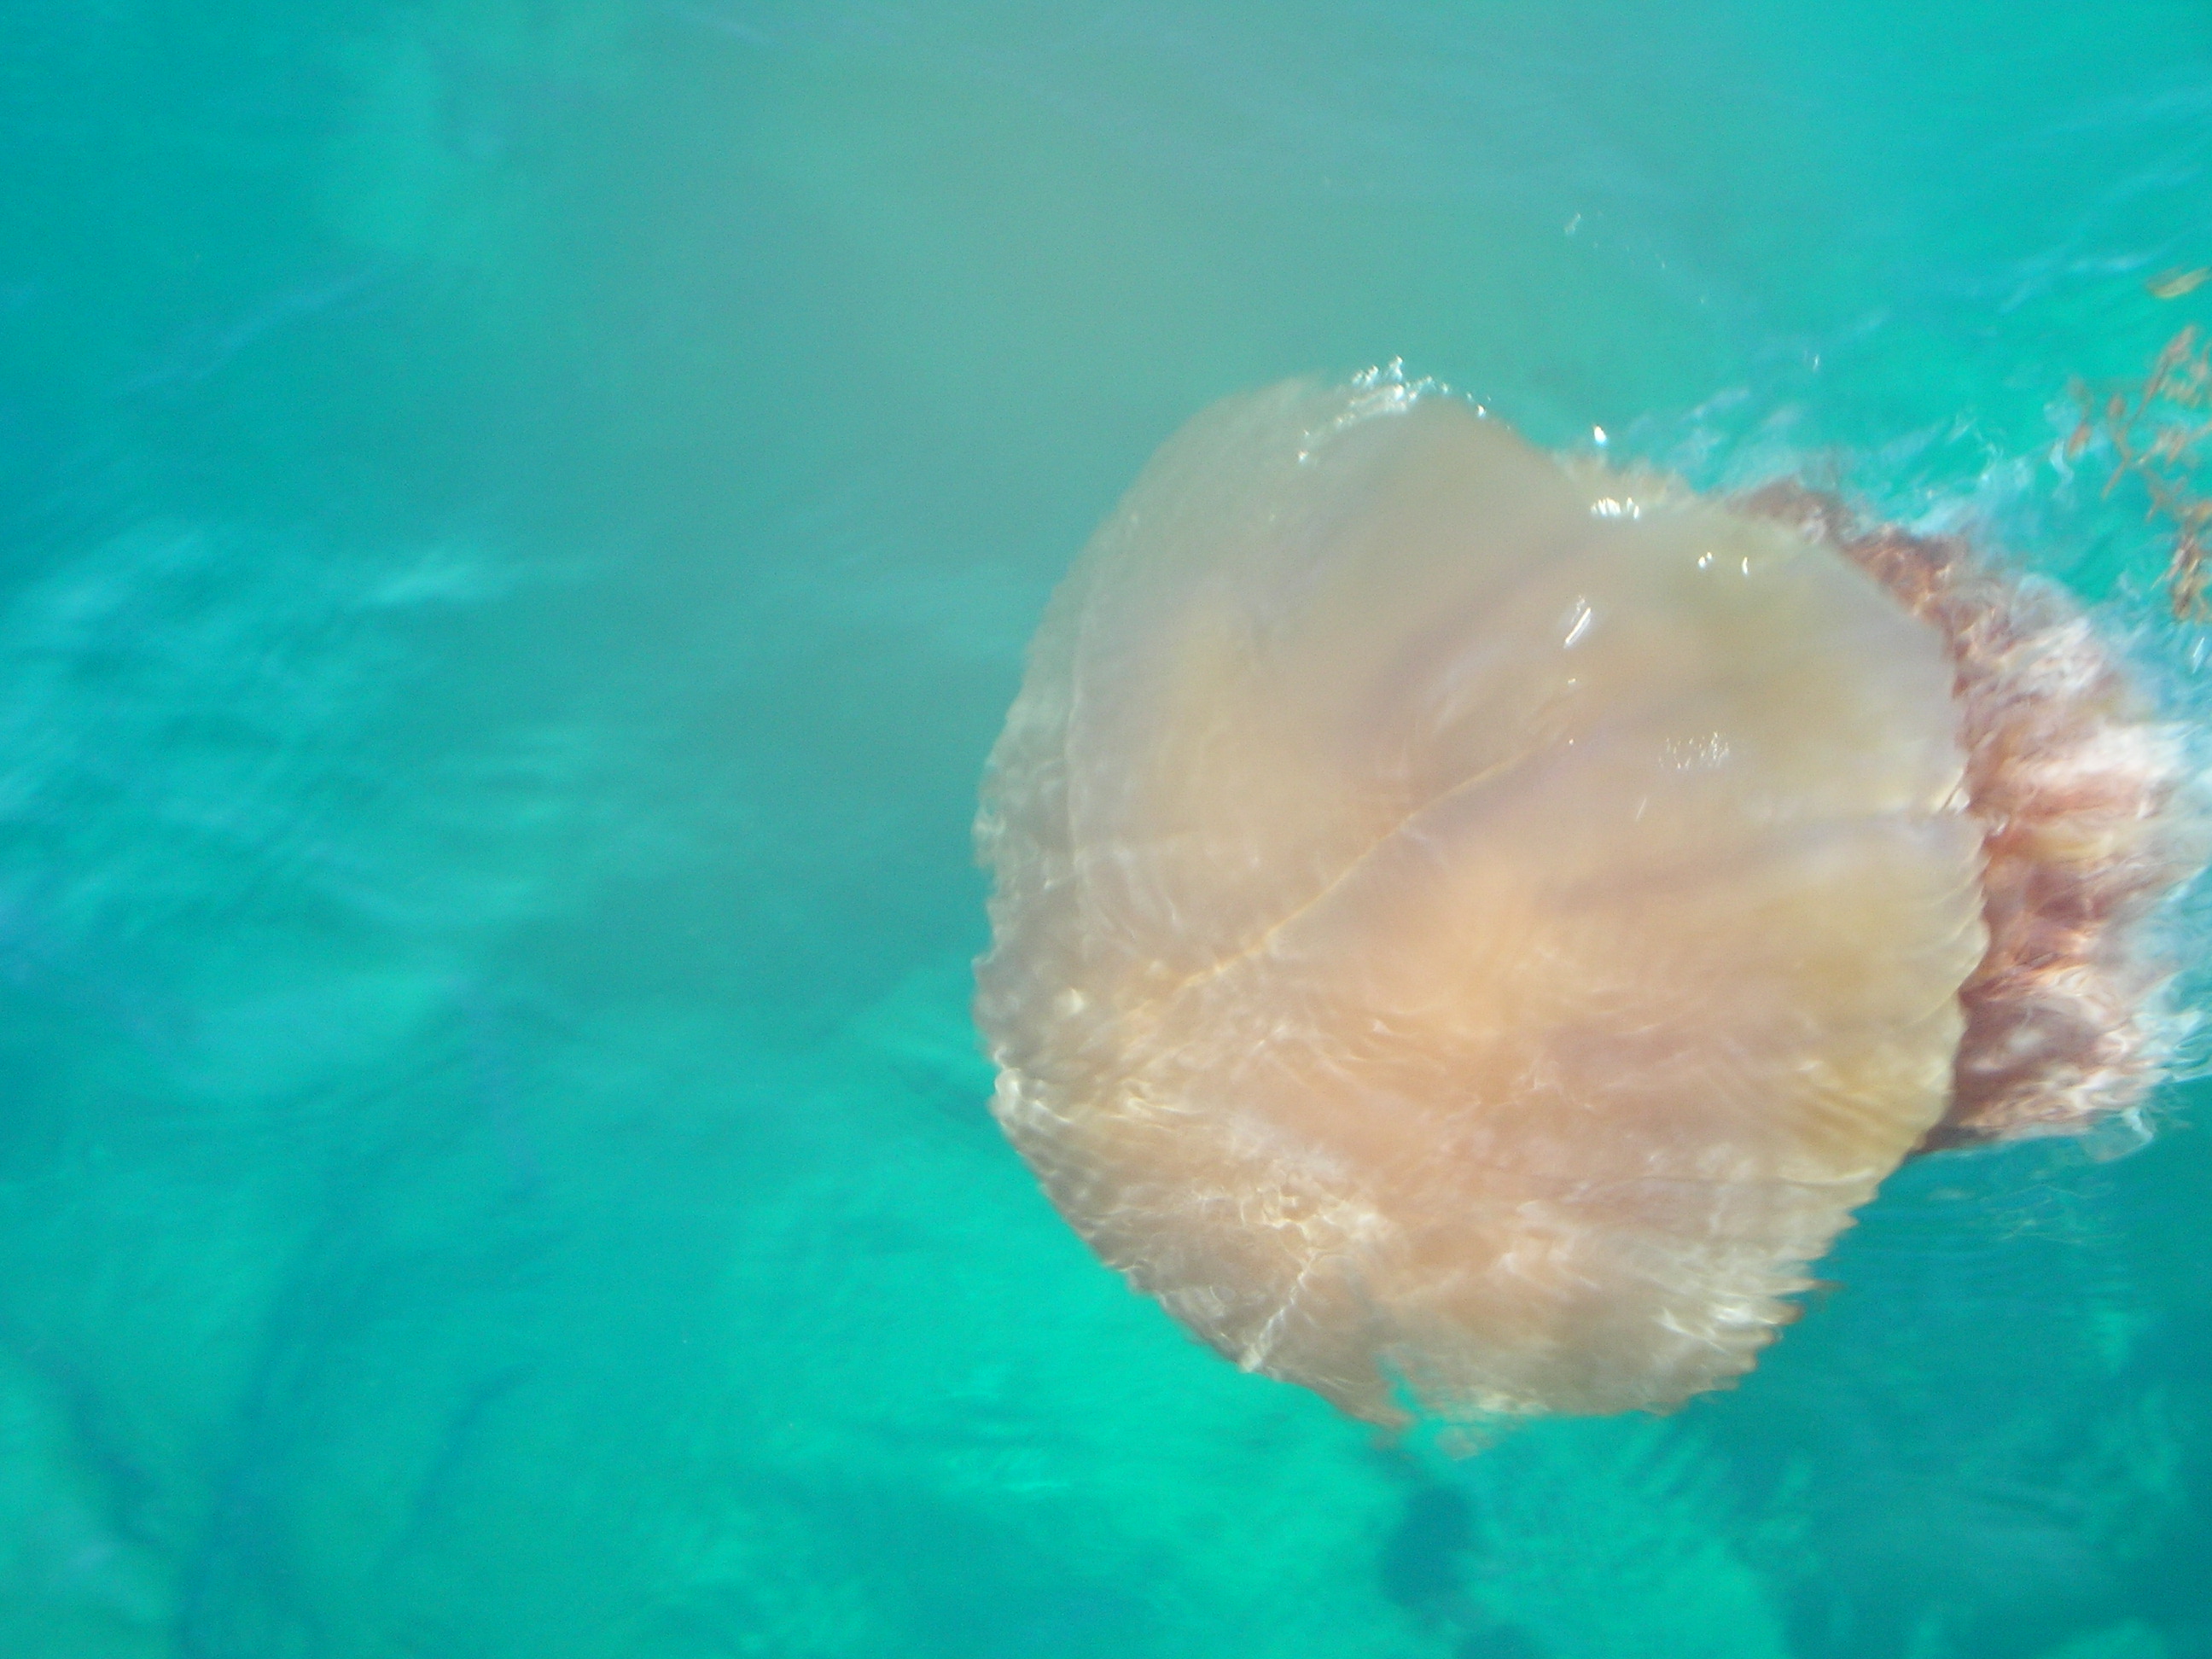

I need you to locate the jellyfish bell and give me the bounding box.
[973,372,2204,1429]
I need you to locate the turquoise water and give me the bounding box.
[3,3,2210,1655]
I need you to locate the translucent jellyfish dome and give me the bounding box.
[973,373,2205,1429]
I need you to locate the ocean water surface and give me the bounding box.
[3,2,2211,1655]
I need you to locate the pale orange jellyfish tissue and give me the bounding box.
[973,370,2206,1429]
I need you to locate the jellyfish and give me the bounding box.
[973,371,2206,1428]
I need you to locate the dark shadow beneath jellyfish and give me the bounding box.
[1376,1478,1547,1657]
[973,370,2209,1431]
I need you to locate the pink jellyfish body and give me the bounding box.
[974,375,2203,1427]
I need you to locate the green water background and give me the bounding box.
[3,2,2210,1655]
